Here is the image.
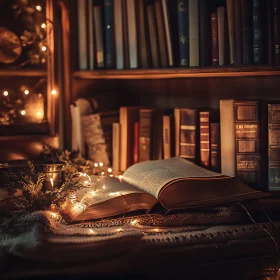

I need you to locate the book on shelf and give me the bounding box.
[211,12,219,66]
[104,0,114,68]
[273,0,280,65]
[60,157,268,222]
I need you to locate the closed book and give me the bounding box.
[273,0,280,64]
[152,110,164,160]
[211,13,219,66]
[241,0,253,64]
[180,108,199,163]
[114,0,124,69]
[105,0,114,68]
[119,107,139,172]
[163,115,171,159]
[161,0,175,66]
[122,0,130,69]
[137,0,149,68]
[210,123,221,173]
[199,0,211,66]
[155,0,168,68]
[177,0,189,67]
[227,0,236,64]
[112,122,120,172]
[87,0,95,70]
[234,0,243,65]
[147,4,160,68]
[133,122,139,164]
[268,104,280,191]
[189,0,199,66]
[77,0,88,70]
[217,6,226,66]
[220,99,236,177]
[126,0,138,68]
[139,109,153,162]
[174,108,181,157]
[94,6,105,68]
[234,100,261,189]
[267,0,273,64]
[199,111,219,169]
[253,0,266,64]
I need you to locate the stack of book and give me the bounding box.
[77,0,280,70]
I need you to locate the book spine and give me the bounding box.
[211,13,219,66]
[268,104,280,191]
[94,6,105,68]
[155,0,168,68]
[87,0,95,70]
[180,109,198,163]
[161,0,175,66]
[189,0,199,66]
[273,0,280,64]
[133,121,139,164]
[114,0,124,69]
[177,0,189,67]
[210,123,221,173]
[253,0,265,64]
[235,101,261,189]
[267,0,273,64]
[126,0,138,68]
[77,0,88,70]
[139,109,152,162]
[137,0,149,68]
[147,4,160,68]
[220,99,236,177]
[152,111,164,160]
[174,108,181,157]
[199,0,211,66]
[234,0,243,65]
[217,6,225,66]
[199,111,210,169]
[105,0,114,68]
[227,0,236,64]
[241,0,253,64]
[163,115,171,159]
[122,0,130,69]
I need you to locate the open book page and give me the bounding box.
[74,176,146,206]
[123,157,224,199]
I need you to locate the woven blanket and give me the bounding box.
[1,206,280,279]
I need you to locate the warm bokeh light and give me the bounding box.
[3,90,8,96]
[51,89,57,95]
[41,23,46,29]
[24,90,29,95]
[41,46,47,52]
[21,110,26,116]
[36,5,42,11]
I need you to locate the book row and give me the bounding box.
[77,0,280,70]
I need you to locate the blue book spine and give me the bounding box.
[177,0,189,67]
[105,0,114,68]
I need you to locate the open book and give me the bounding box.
[61,157,268,222]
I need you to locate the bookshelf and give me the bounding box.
[0,0,60,161]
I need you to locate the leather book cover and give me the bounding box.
[189,0,199,66]
[94,6,105,68]
[180,108,199,163]
[155,0,168,68]
[210,123,221,173]
[268,103,280,191]
[273,0,280,64]
[241,0,253,64]
[152,110,164,160]
[114,0,124,69]
[87,0,95,70]
[234,100,261,189]
[226,0,236,64]
[177,0,189,67]
[133,122,139,164]
[234,0,243,65]
[253,0,266,64]
[211,13,219,66]
[267,0,274,65]
[139,109,152,162]
[104,0,114,68]
[137,0,149,68]
[122,0,130,69]
[199,0,211,66]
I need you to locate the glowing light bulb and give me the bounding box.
[116,228,122,232]
[51,89,57,95]
[94,163,98,167]
[89,229,95,233]
[107,168,112,173]
[3,91,8,96]
[24,90,29,95]
[109,174,113,177]
[36,5,42,11]
[101,172,105,175]
[99,162,104,167]
[21,110,26,116]
[41,23,46,29]
[41,46,47,51]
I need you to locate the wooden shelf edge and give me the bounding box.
[72,66,280,80]
[0,69,47,77]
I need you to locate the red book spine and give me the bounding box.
[133,121,139,164]
[211,12,219,66]
[273,0,280,64]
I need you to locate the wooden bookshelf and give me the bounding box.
[0,69,47,77]
[72,66,280,80]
